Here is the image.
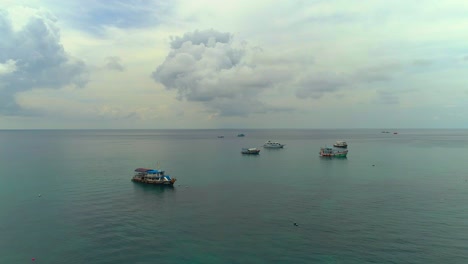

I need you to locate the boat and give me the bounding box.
[241,148,260,154]
[333,140,348,148]
[132,167,176,185]
[237,133,245,137]
[217,136,224,138]
[263,140,285,148]
[319,147,348,157]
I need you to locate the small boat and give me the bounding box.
[241,148,260,154]
[217,136,224,138]
[263,140,285,148]
[393,132,398,134]
[237,133,245,137]
[333,140,348,148]
[132,167,176,185]
[319,147,348,157]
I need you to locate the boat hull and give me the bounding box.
[263,145,284,148]
[241,151,260,154]
[320,153,347,158]
[131,178,176,185]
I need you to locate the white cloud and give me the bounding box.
[0,59,17,75]
[152,29,294,116]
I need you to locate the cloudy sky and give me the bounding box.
[1,0,467,129]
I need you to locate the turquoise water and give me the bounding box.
[1,129,467,263]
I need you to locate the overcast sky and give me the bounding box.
[1,0,467,129]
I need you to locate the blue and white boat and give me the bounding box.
[132,167,176,185]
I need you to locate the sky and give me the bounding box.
[1,0,468,129]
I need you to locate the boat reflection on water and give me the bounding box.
[132,182,176,195]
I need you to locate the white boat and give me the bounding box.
[263,140,285,148]
[333,140,348,148]
[241,148,260,154]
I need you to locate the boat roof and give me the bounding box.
[134,168,163,173]
[135,168,152,172]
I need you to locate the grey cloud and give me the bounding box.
[209,97,294,117]
[295,61,407,100]
[152,29,291,116]
[377,90,400,105]
[0,10,88,115]
[105,56,125,71]
[353,63,401,83]
[295,75,347,99]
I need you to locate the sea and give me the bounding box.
[1,129,467,264]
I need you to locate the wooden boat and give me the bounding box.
[319,147,348,157]
[132,167,176,185]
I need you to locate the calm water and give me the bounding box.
[1,129,468,263]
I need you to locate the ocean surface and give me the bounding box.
[1,129,468,263]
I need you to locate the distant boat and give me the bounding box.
[132,167,176,185]
[241,148,260,154]
[319,147,348,157]
[381,131,390,133]
[263,140,285,148]
[393,132,398,134]
[217,136,224,138]
[333,140,348,148]
[237,133,245,137]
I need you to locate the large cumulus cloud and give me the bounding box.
[152,29,418,115]
[0,10,88,115]
[152,29,291,116]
